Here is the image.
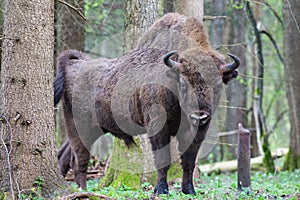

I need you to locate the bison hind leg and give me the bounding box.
[58,139,72,177]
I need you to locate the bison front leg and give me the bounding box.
[149,131,171,195]
[177,125,209,195]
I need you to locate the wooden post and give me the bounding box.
[237,123,251,191]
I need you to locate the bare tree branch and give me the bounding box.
[0,114,15,199]
[246,1,267,157]
[262,0,283,26]
[260,30,284,65]
[57,0,86,21]
[272,109,288,131]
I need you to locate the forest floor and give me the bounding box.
[62,159,300,200]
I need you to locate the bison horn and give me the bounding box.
[220,53,240,74]
[163,50,181,71]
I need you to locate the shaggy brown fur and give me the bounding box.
[55,13,239,195]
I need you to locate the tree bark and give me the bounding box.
[124,0,160,51]
[0,0,66,198]
[0,0,3,74]
[174,0,203,21]
[283,0,300,170]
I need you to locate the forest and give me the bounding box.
[0,0,299,199]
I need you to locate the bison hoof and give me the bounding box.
[154,180,169,195]
[182,181,196,196]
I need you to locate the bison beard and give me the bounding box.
[54,13,240,195]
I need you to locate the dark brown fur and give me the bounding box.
[54,13,239,195]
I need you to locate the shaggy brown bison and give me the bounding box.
[54,13,240,195]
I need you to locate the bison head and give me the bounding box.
[163,50,240,126]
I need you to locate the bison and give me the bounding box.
[54,13,240,195]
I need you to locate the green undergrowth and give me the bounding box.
[68,170,300,200]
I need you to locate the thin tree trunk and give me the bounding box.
[225,0,248,159]
[246,1,274,172]
[283,0,300,170]
[0,0,66,198]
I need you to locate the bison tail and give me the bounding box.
[54,49,86,106]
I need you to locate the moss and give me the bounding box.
[100,137,185,190]
[262,135,275,173]
[142,171,157,185]
[283,148,300,171]
[110,172,141,189]
[99,138,144,190]
[167,162,183,182]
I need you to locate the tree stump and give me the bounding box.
[237,123,251,191]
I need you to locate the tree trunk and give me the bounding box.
[0,0,3,74]
[0,0,66,198]
[247,1,274,173]
[174,0,203,21]
[224,0,248,159]
[283,0,300,170]
[102,0,160,188]
[124,0,160,51]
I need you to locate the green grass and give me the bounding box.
[68,170,300,199]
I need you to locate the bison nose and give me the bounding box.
[189,111,210,126]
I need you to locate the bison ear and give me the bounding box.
[163,50,182,71]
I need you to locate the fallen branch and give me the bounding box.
[203,15,227,20]
[217,127,256,137]
[65,169,104,181]
[199,148,288,174]
[59,192,116,200]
